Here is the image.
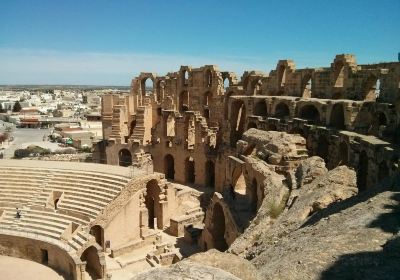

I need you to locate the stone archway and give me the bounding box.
[90,225,104,249]
[299,104,320,124]
[254,100,268,118]
[118,149,132,167]
[330,103,345,129]
[211,203,228,251]
[145,179,161,229]
[80,246,102,280]
[274,102,290,118]
[164,154,175,180]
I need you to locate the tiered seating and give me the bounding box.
[47,170,130,220]
[0,168,50,207]
[0,161,132,253]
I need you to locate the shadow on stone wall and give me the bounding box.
[319,190,400,280]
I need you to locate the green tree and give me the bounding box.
[0,103,4,113]
[12,101,22,112]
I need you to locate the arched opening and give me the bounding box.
[317,135,329,163]
[337,142,349,166]
[301,75,312,98]
[378,161,389,182]
[142,78,154,96]
[80,246,102,280]
[230,100,246,147]
[277,65,286,88]
[205,160,215,188]
[249,178,258,213]
[182,70,189,86]
[247,122,257,129]
[118,149,132,167]
[185,157,195,184]
[253,100,268,118]
[211,203,228,251]
[179,91,189,112]
[330,103,345,129]
[357,151,368,191]
[145,179,160,229]
[299,105,320,124]
[164,154,175,180]
[223,78,230,89]
[274,102,290,118]
[90,225,104,248]
[205,70,212,88]
[363,75,379,101]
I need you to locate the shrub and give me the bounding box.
[14,149,30,158]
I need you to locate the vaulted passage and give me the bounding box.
[211,203,228,251]
[164,154,175,180]
[299,105,320,124]
[90,225,104,248]
[330,103,345,129]
[145,179,161,229]
[274,102,290,118]
[80,246,102,280]
[118,149,132,167]
[254,100,268,117]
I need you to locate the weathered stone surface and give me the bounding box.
[131,260,241,280]
[295,156,328,188]
[188,249,259,280]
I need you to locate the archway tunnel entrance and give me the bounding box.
[119,149,132,167]
[211,203,228,251]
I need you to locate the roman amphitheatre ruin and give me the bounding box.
[1,54,400,279]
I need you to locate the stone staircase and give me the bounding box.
[130,106,147,144]
[109,104,125,141]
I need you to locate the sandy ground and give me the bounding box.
[0,255,65,280]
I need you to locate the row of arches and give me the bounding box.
[164,154,216,188]
[251,100,388,132]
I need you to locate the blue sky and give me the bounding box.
[0,0,399,85]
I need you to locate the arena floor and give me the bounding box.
[0,255,64,280]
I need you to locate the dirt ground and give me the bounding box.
[0,255,64,280]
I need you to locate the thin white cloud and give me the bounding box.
[0,49,275,85]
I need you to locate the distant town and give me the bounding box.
[0,85,129,160]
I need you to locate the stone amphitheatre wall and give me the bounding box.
[98,54,400,193]
[96,53,400,262]
[0,235,78,279]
